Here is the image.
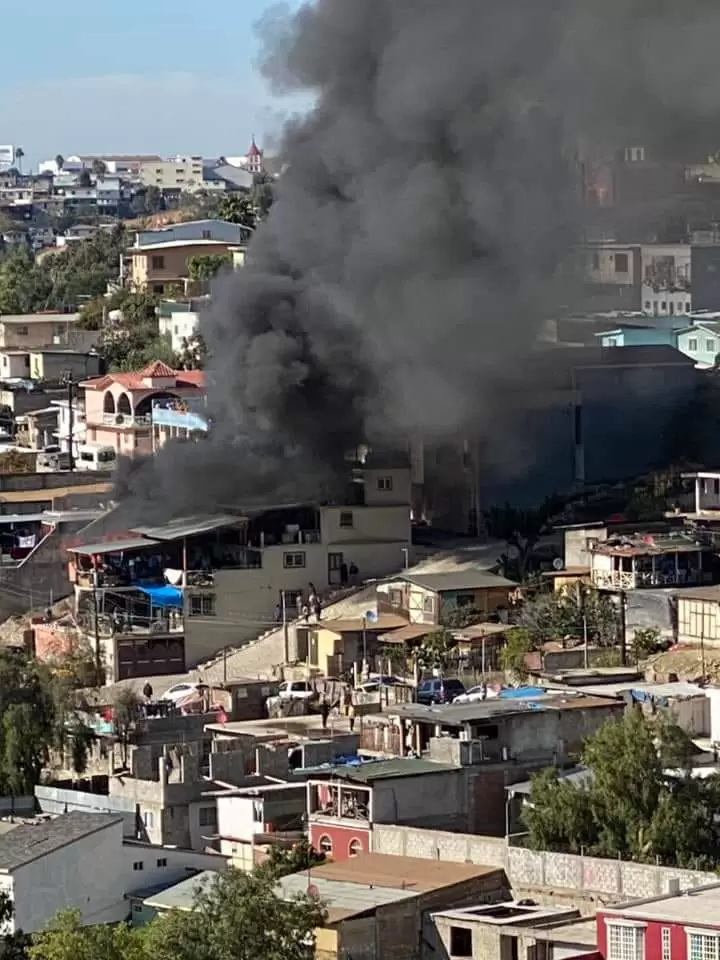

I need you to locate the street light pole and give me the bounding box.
[62,370,75,471]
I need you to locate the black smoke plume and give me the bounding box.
[115,0,720,523]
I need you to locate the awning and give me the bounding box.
[131,515,244,541]
[68,537,160,556]
[138,585,183,609]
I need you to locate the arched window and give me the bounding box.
[117,393,132,416]
[318,835,333,856]
[348,838,362,858]
[103,392,115,414]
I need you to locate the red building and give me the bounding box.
[597,882,720,960]
[306,757,466,862]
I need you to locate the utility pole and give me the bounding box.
[92,569,101,685]
[282,591,289,664]
[619,590,628,666]
[62,370,75,471]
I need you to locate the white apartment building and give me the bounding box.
[159,310,199,355]
[139,156,205,192]
[0,812,226,933]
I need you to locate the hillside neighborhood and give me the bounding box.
[10,4,720,960]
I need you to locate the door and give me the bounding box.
[328,552,344,586]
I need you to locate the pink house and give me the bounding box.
[80,360,205,458]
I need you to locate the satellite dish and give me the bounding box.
[552,558,565,571]
[306,883,320,900]
[364,610,378,623]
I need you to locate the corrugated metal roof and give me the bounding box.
[400,571,518,592]
[131,515,244,541]
[277,873,416,916]
[143,870,217,911]
[322,758,457,783]
[68,536,160,556]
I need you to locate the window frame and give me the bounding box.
[348,838,363,858]
[687,928,720,960]
[688,338,698,352]
[151,254,165,270]
[606,920,646,960]
[377,475,393,491]
[283,551,306,569]
[614,252,629,274]
[339,510,354,528]
[318,835,333,856]
[449,925,473,959]
[189,593,216,617]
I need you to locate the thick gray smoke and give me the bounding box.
[116,0,720,523]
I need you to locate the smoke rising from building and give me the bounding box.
[116,0,720,522]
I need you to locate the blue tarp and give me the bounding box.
[498,686,546,699]
[138,585,183,609]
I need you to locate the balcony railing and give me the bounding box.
[101,413,152,427]
[592,569,702,590]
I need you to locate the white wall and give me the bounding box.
[320,505,410,546]
[159,312,199,354]
[4,822,228,934]
[10,820,126,933]
[217,796,259,845]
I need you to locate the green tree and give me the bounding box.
[178,332,208,370]
[112,688,140,767]
[187,254,232,284]
[0,891,31,960]
[630,627,660,665]
[14,148,24,175]
[523,710,720,868]
[499,627,533,679]
[54,155,64,172]
[485,496,566,580]
[258,840,326,880]
[215,194,256,229]
[415,630,457,672]
[0,247,51,314]
[130,186,164,218]
[90,160,107,179]
[139,868,324,960]
[78,171,91,188]
[29,908,144,960]
[250,173,275,219]
[518,584,617,648]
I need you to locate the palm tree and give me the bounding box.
[14,147,24,175]
[55,154,64,172]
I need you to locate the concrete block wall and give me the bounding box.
[209,742,247,783]
[371,825,716,902]
[256,744,290,779]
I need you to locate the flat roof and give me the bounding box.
[433,901,580,927]
[144,870,217,912]
[506,766,593,797]
[0,812,122,873]
[389,694,621,726]
[307,853,502,893]
[277,872,416,921]
[317,614,408,634]
[604,883,720,927]
[676,585,720,603]
[133,239,236,252]
[68,536,160,556]
[313,758,457,783]
[0,314,79,324]
[131,514,245,541]
[397,571,518,592]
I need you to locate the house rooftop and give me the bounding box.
[0,313,80,324]
[0,812,122,873]
[590,531,706,556]
[133,238,240,253]
[392,571,518,592]
[307,757,457,783]
[389,693,621,726]
[277,874,417,922]
[317,614,409,635]
[304,852,502,895]
[675,585,720,602]
[433,901,581,928]
[604,882,720,928]
[143,870,217,912]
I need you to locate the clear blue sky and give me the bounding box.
[0,0,306,167]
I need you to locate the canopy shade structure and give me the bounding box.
[137,585,183,609]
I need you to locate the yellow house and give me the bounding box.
[307,614,408,676]
[130,238,237,296]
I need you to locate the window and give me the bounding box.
[348,838,363,858]
[151,255,165,270]
[377,475,393,491]
[662,927,671,960]
[15,325,28,336]
[142,811,154,829]
[644,301,651,311]
[455,593,475,608]
[199,806,218,828]
[318,835,333,855]
[156,858,168,868]
[689,338,698,352]
[592,252,600,271]
[202,230,211,239]
[133,861,144,871]
[661,301,667,311]
[689,932,720,960]
[449,926,473,958]
[423,596,435,614]
[339,511,354,528]
[283,551,306,569]
[153,284,165,295]
[607,922,645,960]
[707,339,716,353]
[606,337,618,347]
[389,589,403,607]
[615,253,629,273]
[189,594,216,617]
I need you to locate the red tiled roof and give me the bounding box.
[140,360,175,378]
[247,139,262,157]
[81,367,205,392]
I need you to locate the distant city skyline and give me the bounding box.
[0,0,307,168]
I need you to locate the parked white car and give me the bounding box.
[452,684,499,704]
[277,680,316,701]
[161,682,207,704]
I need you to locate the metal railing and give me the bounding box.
[591,569,702,590]
[101,413,152,427]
